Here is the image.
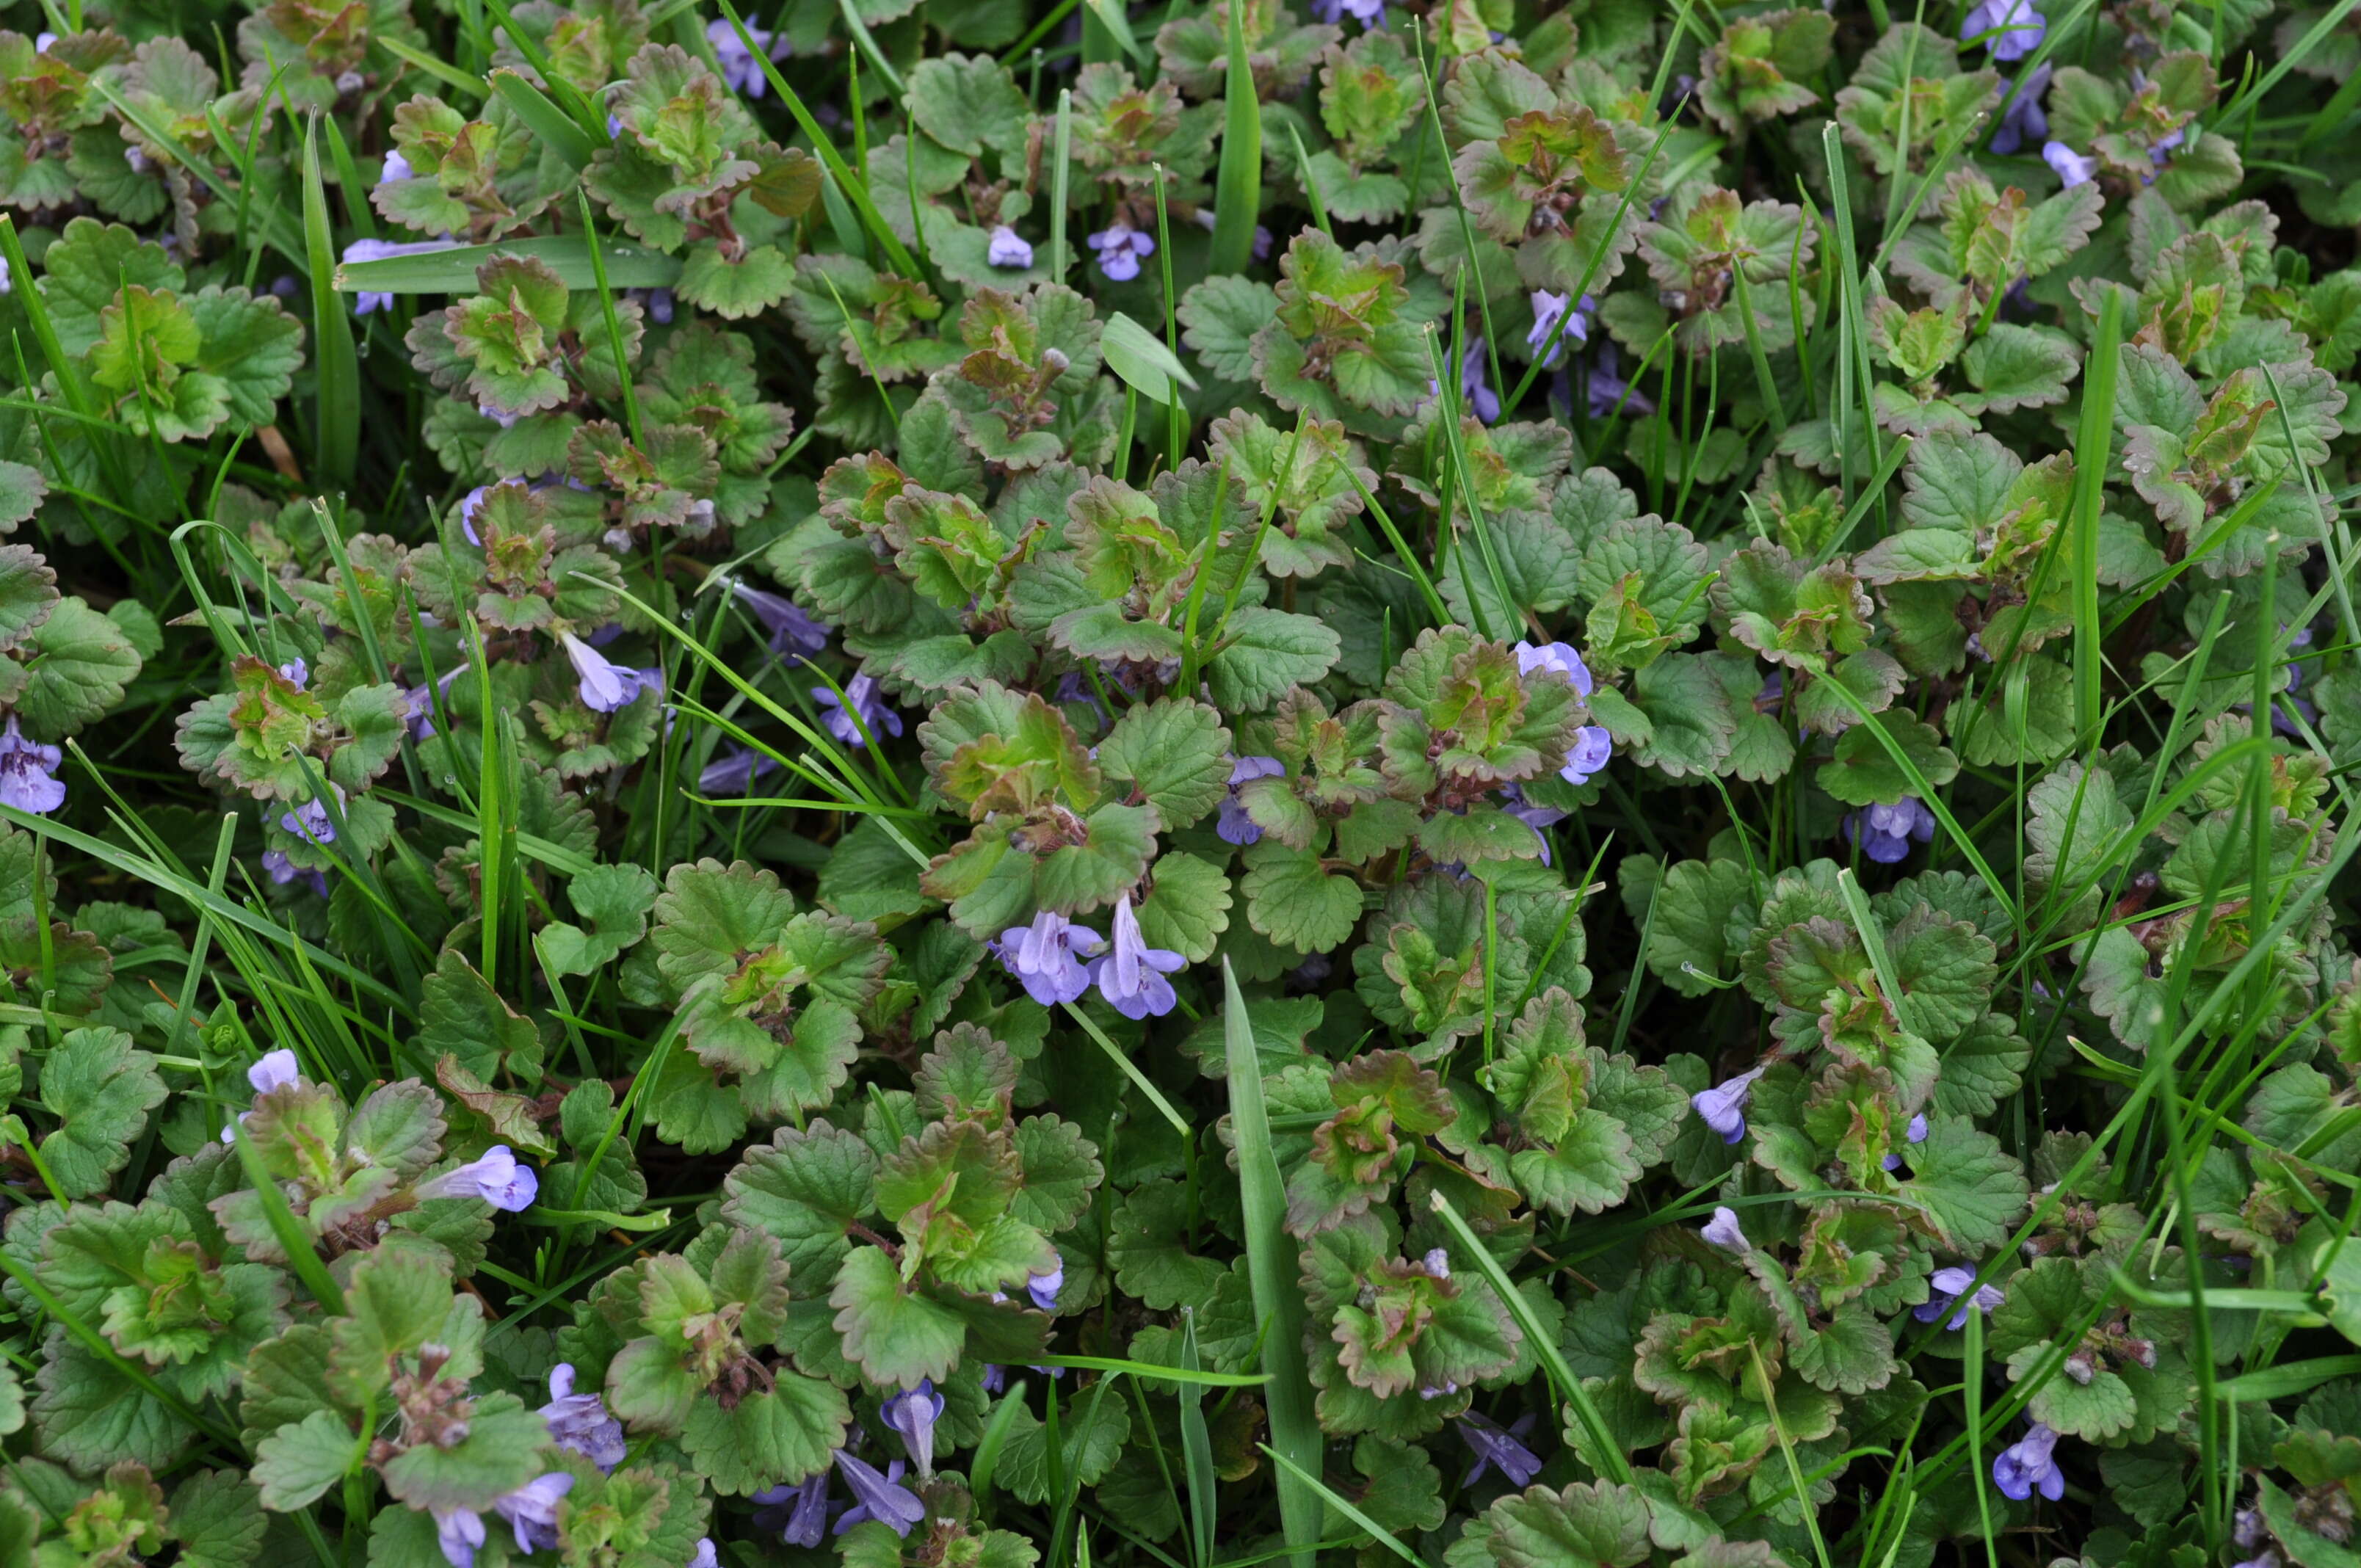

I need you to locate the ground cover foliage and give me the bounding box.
[1,0,2360,1562]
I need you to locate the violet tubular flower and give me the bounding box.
[1990,63,2051,154]
[1457,1410,1543,1487]
[1510,642,1614,786]
[493,1474,573,1555]
[415,1144,539,1211]
[987,225,1035,269]
[725,577,831,659]
[1701,1205,1750,1251]
[343,237,464,314]
[220,1049,302,1142]
[1459,338,1501,424]
[688,1542,719,1568]
[1027,1262,1064,1311]
[706,16,789,95]
[1961,0,2043,59]
[541,1363,628,1470]
[1882,1111,1929,1172]
[1526,290,1592,368]
[881,1379,945,1476]
[1091,893,1186,1020]
[1587,338,1653,418]
[1915,1265,2007,1330]
[2043,140,2097,186]
[434,1507,487,1568]
[833,1451,926,1536]
[261,850,328,899]
[1843,796,1936,863]
[559,631,648,714]
[699,746,780,796]
[995,910,1106,1006]
[1088,222,1156,282]
[1691,1065,1766,1144]
[1992,1421,2066,1502]
[0,715,64,814]
[753,1475,834,1547]
[1498,783,1567,865]
[1216,754,1283,845]
[814,673,903,747]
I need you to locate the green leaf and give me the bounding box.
[1241,839,1363,954]
[15,597,142,734]
[681,1373,849,1496]
[39,1027,166,1198]
[831,1244,972,1385]
[1901,1117,2029,1252]
[251,1408,355,1511]
[1098,699,1233,830]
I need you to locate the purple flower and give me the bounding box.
[1310,0,1384,23]
[630,286,675,324]
[1526,291,1592,367]
[342,237,463,313]
[2042,140,2097,186]
[260,851,328,899]
[542,1363,627,1470]
[1701,1205,1750,1251]
[1691,1065,1766,1144]
[753,1475,833,1547]
[1091,893,1186,1019]
[987,225,1035,269]
[727,577,831,658]
[881,1379,945,1476]
[560,631,650,714]
[221,1050,304,1143]
[2149,126,2185,170]
[0,715,64,814]
[1498,783,1567,866]
[1992,1422,2065,1502]
[1915,1265,2006,1330]
[813,673,904,747]
[434,1507,487,1568]
[1990,64,2051,154]
[699,746,780,796]
[280,788,341,846]
[1843,796,1936,863]
[1588,338,1652,418]
[493,1474,573,1555]
[1027,1262,1064,1312]
[1882,1111,1930,1172]
[1961,0,2043,59]
[1459,339,1501,424]
[416,1144,539,1211]
[706,17,788,95]
[688,1542,718,1568]
[1510,642,1613,785]
[1088,222,1156,282]
[1217,755,1284,845]
[1252,225,1274,261]
[980,1364,1007,1394]
[995,910,1106,1006]
[833,1451,926,1536]
[380,150,414,184]
[1457,1410,1542,1487]
[405,664,468,741]
[278,656,309,687]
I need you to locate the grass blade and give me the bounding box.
[1221,961,1323,1568]
[1208,0,1263,275]
[300,113,359,487]
[490,67,600,168]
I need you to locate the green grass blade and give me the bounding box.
[1426,1188,1633,1486]
[2071,288,2125,739]
[300,113,360,488]
[1208,0,1263,275]
[1221,961,1323,1568]
[490,67,600,168]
